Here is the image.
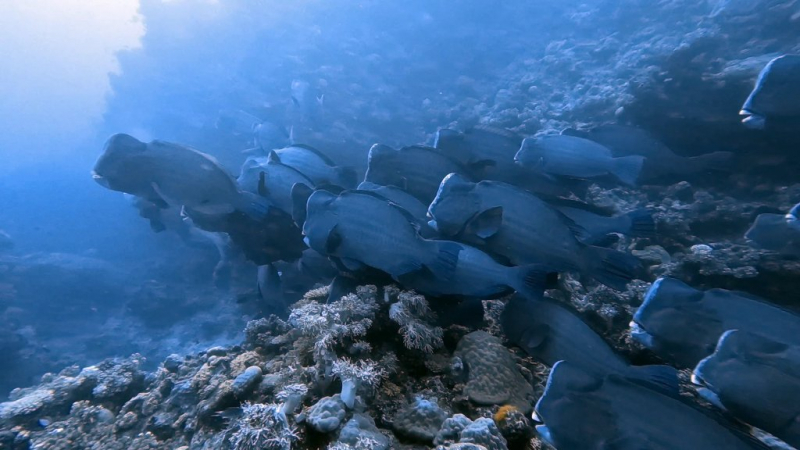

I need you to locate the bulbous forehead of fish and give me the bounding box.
[519,136,546,153]
[724,330,790,358]
[433,128,464,149]
[745,213,791,243]
[95,133,146,171]
[429,175,480,224]
[104,133,146,155]
[306,190,338,215]
[635,278,707,329]
[546,361,603,394]
[437,172,476,195]
[367,143,397,164]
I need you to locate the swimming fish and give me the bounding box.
[427,174,643,290]
[93,134,268,219]
[744,201,800,256]
[515,134,644,186]
[364,144,477,204]
[533,360,766,450]
[740,54,800,130]
[563,124,733,179]
[631,277,800,368]
[302,189,460,282]
[692,330,800,449]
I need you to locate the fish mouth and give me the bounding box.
[427,219,438,231]
[691,364,726,411]
[739,109,766,129]
[91,171,109,187]
[629,320,654,349]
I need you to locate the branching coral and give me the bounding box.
[275,384,308,417]
[229,402,298,450]
[327,436,385,450]
[388,290,444,354]
[288,286,379,352]
[331,358,385,409]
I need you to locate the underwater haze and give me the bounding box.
[2,0,800,449]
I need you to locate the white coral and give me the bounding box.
[230,402,298,450]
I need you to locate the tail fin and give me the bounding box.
[687,151,733,173]
[326,275,359,304]
[611,155,644,186]
[509,264,549,301]
[335,166,360,189]
[624,209,657,238]
[581,246,643,291]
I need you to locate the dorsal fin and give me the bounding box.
[267,150,282,164]
[386,202,423,233]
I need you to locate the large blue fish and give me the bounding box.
[533,360,768,450]
[693,330,800,449]
[631,277,800,368]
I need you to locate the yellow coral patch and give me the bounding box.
[494,404,519,424]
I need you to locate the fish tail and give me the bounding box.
[624,209,657,238]
[509,264,549,301]
[611,155,644,186]
[582,246,643,291]
[336,166,360,189]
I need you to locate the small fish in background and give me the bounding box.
[740,54,800,130]
[435,125,578,198]
[563,124,733,179]
[364,144,479,204]
[745,201,800,256]
[692,330,800,449]
[427,173,643,291]
[180,191,306,267]
[533,360,764,450]
[502,295,678,391]
[215,109,263,136]
[631,277,800,368]
[302,189,460,283]
[290,79,324,128]
[434,125,518,177]
[252,121,292,153]
[515,134,644,186]
[236,151,315,215]
[93,134,269,221]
